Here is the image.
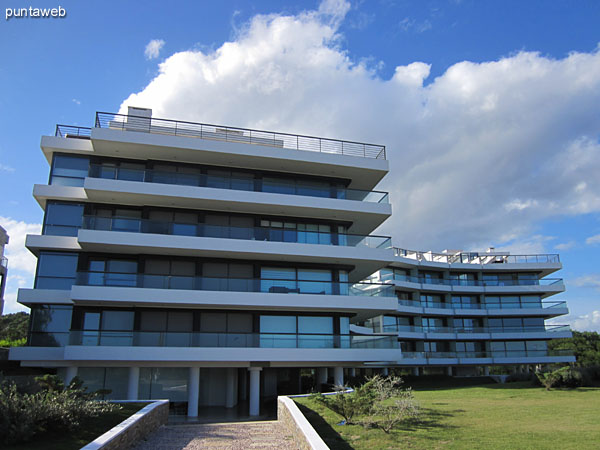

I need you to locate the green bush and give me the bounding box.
[0,376,120,445]
[536,366,584,390]
[0,338,26,347]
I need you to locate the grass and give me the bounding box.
[295,382,600,450]
[4,402,147,450]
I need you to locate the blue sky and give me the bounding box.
[1,0,599,329]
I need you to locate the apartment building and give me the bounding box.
[10,108,574,417]
[10,107,399,416]
[0,225,8,314]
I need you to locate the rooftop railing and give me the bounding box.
[397,299,567,310]
[55,125,91,138]
[384,324,570,334]
[401,349,574,359]
[77,215,392,249]
[394,248,560,264]
[87,164,390,203]
[74,272,395,297]
[95,112,387,160]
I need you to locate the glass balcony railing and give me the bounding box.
[78,215,392,249]
[87,164,389,203]
[401,349,574,359]
[28,331,398,349]
[383,324,571,334]
[397,299,568,310]
[382,272,563,288]
[75,272,395,297]
[394,248,560,264]
[0,256,7,269]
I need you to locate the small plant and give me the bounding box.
[536,366,584,390]
[311,375,419,432]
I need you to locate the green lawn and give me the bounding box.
[5,402,147,450]
[295,382,600,450]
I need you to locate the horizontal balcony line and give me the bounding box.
[64,272,395,297]
[401,350,574,359]
[43,216,391,249]
[397,300,567,311]
[395,248,560,264]
[77,164,390,203]
[385,274,563,287]
[94,112,387,160]
[29,331,399,349]
[383,325,571,334]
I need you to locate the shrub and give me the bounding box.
[311,375,419,432]
[0,376,120,445]
[536,366,584,390]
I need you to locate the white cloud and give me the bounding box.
[144,39,165,60]
[0,217,41,314]
[553,310,600,332]
[585,234,600,245]
[572,274,600,290]
[0,163,15,172]
[72,98,81,105]
[119,0,600,254]
[399,17,432,33]
[554,241,576,251]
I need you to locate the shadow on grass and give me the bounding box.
[400,407,459,433]
[295,402,354,450]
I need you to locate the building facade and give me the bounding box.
[10,108,574,416]
[0,225,8,314]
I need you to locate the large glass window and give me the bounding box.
[29,305,72,346]
[139,368,188,402]
[50,155,89,186]
[44,202,84,236]
[36,252,78,289]
[78,367,129,400]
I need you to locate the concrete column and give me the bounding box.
[348,367,356,377]
[333,367,344,387]
[127,367,140,400]
[484,366,490,376]
[412,367,420,376]
[316,367,328,386]
[65,366,78,385]
[188,367,200,417]
[381,367,389,376]
[249,367,262,416]
[226,368,237,408]
[446,366,453,376]
[239,369,248,401]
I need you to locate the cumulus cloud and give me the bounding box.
[144,39,165,60]
[554,241,576,251]
[0,217,41,313]
[572,275,600,290]
[585,234,600,245]
[119,0,600,253]
[553,310,600,332]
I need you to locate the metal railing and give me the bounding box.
[75,272,395,297]
[95,112,387,159]
[384,324,570,334]
[394,248,560,264]
[87,164,390,203]
[397,299,567,310]
[401,349,574,359]
[55,125,92,138]
[28,331,398,349]
[382,272,563,287]
[77,215,391,249]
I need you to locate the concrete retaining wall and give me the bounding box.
[81,399,169,450]
[277,396,329,450]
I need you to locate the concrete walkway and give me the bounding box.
[133,421,299,450]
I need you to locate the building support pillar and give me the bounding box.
[226,368,237,408]
[484,366,490,376]
[316,368,328,387]
[239,369,247,401]
[65,366,78,385]
[127,367,140,400]
[249,367,262,416]
[333,367,344,387]
[446,366,453,376]
[381,367,389,376]
[348,367,356,377]
[412,367,420,376]
[187,367,200,418]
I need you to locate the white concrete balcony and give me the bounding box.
[396,300,570,318]
[398,350,575,366]
[387,325,572,340]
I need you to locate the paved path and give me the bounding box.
[134,421,299,450]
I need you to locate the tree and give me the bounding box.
[548,331,600,367]
[0,312,30,344]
